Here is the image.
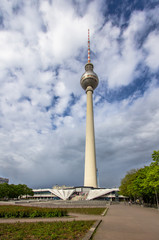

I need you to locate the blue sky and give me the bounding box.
[0,0,159,188]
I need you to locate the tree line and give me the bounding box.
[119,150,159,206]
[0,183,34,200]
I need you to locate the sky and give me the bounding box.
[0,0,159,189]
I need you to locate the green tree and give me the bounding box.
[8,184,18,199]
[0,183,33,200]
[119,169,137,199]
[0,183,10,199]
[119,150,159,205]
[19,184,34,198]
[15,184,33,199]
[152,150,159,164]
[144,151,159,206]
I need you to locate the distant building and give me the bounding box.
[53,185,73,190]
[0,177,9,184]
[30,186,125,201]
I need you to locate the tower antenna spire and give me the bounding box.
[88,29,90,63]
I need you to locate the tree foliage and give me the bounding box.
[119,150,159,204]
[0,183,33,200]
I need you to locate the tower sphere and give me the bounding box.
[80,63,99,91]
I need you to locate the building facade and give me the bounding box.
[0,177,9,184]
[30,187,125,201]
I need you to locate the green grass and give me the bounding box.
[0,205,106,218]
[0,205,67,218]
[67,207,106,215]
[0,221,94,240]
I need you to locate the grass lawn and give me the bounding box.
[0,205,106,218]
[0,220,95,240]
[67,207,106,215]
[0,205,67,218]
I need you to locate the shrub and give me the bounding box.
[0,205,68,218]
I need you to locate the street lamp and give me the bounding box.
[154,187,159,210]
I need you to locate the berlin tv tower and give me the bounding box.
[80,29,99,188]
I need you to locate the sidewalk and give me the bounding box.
[0,213,101,223]
[93,204,159,240]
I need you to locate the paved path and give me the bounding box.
[93,204,159,240]
[0,213,101,224]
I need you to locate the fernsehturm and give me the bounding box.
[80,29,99,188]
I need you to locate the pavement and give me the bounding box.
[93,204,159,240]
[0,213,101,223]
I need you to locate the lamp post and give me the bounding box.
[154,187,159,210]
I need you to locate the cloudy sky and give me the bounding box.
[0,0,159,189]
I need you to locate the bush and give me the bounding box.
[0,205,68,218]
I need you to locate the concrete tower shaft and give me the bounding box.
[80,30,99,188]
[84,86,97,187]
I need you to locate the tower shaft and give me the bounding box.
[84,86,97,188]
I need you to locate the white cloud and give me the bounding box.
[144,31,159,71]
[94,7,159,88]
[94,12,146,88]
[95,83,159,186]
